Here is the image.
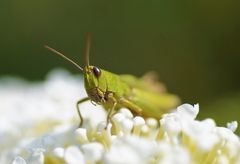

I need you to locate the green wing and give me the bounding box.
[120,73,180,119]
[128,88,180,119]
[120,72,166,94]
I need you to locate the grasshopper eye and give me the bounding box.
[93,66,101,78]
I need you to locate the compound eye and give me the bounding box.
[93,66,101,78]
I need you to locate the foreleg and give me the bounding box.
[76,97,90,127]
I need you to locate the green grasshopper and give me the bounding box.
[45,33,180,127]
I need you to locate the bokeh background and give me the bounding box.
[0,1,239,133]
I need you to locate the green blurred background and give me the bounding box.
[0,0,239,133]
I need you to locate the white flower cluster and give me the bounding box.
[0,69,239,164]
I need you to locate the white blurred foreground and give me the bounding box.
[0,69,239,164]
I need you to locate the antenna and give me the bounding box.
[44,45,83,71]
[85,32,90,67]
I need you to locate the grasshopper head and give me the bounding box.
[83,65,107,103]
[45,33,106,103]
[82,33,107,103]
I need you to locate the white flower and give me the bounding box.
[82,142,104,162]
[52,147,64,158]
[227,121,238,132]
[12,156,26,164]
[64,146,85,164]
[0,69,239,164]
[103,136,158,164]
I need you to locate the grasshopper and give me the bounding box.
[45,33,180,127]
